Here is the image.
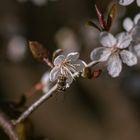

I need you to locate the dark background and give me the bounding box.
[0,0,140,140]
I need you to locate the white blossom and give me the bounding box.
[123,13,140,42]
[17,0,57,6]
[129,43,140,57]
[119,0,140,7]
[50,52,86,87]
[41,71,51,93]
[7,35,27,62]
[123,13,140,57]
[55,27,81,53]
[90,32,137,77]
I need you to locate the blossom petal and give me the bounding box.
[107,54,122,77]
[50,67,61,81]
[136,0,140,6]
[119,0,134,6]
[71,60,86,72]
[134,13,140,24]
[67,52,79,61]
[116,32,132,49]
[100,32,116,47]
[120,50,137,66]
[54,55,65,65]
[129,44,135,54]
[41,71,51,93]
[41,71,50,84]
[123,18,134,32]
[131,26,140,42]
[65,73,73,88]
[134,43,140,56]
[90,47,111,62]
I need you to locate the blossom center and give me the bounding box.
[111,47,120,54]
[61,59,70,66]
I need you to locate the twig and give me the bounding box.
[87,61,99,68]
[0,110,19,140]
[13,84,57,125]
[13,60,99,125]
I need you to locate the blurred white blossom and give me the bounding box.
[41,71,51,93]
[123,13,140,42]
[50,52,86,87]
[31,0,48,6]
[129,43,140,59]
[119,0,140,6]
[17,0,57,6]
[90,32,137,77]
[123,13,140,58]
[55,27,81,53]
[7,35,27,62]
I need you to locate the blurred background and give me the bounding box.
[0,0,140,140]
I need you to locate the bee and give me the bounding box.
[57,75,67,92]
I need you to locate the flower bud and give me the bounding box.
[29,41,54,68]
[29,41,49,62]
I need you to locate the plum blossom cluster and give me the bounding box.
[87,2,140,78]
[14,0,140,126]
[41,1,140,88]
[28,1,140,92]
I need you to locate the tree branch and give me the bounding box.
[13,84,57,125]
[0,110,19,140]
[13,60,99,125]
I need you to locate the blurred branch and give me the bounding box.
[0,110,19,140]
[12,60,101,125]
[13,84,57,125]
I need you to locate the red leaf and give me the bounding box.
[95,4,108,31]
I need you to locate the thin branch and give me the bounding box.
[13,84,57,125]
[0,110,19,140]
[13,60,99,125]
[87,61,99,68]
